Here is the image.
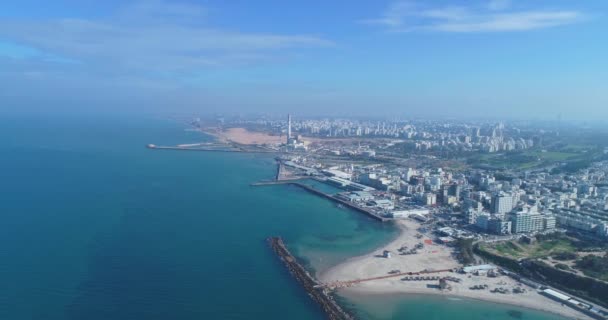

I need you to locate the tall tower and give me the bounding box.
[287,114,292,142]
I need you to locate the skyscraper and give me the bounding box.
[492,192,514,214]
[287,114,292,143]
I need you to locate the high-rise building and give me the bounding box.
[423,193,437,206]
[428,176,442,191]
[449,183,461,199]
[532,214,544,231]
[510,212,533,233]
[597,223,608,239]
[543,215,557,230]
[475,213,491,230]
[492,192,514,214]
[464,198,483,213]
[510,211,544,233]
[488,218,512,235]
[465,208,478,224]
[287,114,292,142]
[405,168,416,181]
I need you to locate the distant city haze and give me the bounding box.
[1,0,607,120]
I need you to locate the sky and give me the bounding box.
[1,0,607,119]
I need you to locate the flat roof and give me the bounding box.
[462,264,495,273]
[542,289,570,301]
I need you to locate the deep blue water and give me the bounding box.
[0,115,566,319]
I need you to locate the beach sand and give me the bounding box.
[203,127,285,145]
[319,219,592,320]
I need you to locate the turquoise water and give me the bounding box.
[340,292,568,320]
[0,115,567,319]
[298,179,344,195]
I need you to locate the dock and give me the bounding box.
[267,237,354,320]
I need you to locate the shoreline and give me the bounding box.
[340,288,584,320]
[316,224,405,281]
[339,290,579,320]
[319,219,593,320]
[201,127,285,145]
[194,123,596,320]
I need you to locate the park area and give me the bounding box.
[468,149,581,170]
[480,234,577,260]
[480,234,608,283]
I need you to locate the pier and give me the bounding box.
[267,237,354,320]
[291,183,388,222]
[146,144,277,154]
[252,181,388,222]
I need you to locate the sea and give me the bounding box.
[0,115,566,319]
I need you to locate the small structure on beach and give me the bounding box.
[461,264,496,274]
[439,278,451,291]
[382,250,392,258]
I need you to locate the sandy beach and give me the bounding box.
[319,219,593,320]
[202,127,285,145]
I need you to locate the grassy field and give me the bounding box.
[483,237,577,260]
[468,149,582,170]
[527,150,581,162]
[561,144,596,152]
[575,254,608,282]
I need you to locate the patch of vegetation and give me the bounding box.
[474,243,525,273]
[457,238,475,265]
[493,241,523,258]
[551,158,595,174]
[484,234,577,260]
[476,243,608,308]
[527,150,579,161]
[535,233,563,241]
[524,260,608,308]
[551,148,608,174]
[554,263,570,271]
[553,252,578,261]
[466,149,584,170]
[575,253,608,282]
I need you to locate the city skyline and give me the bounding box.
[1,0,607,119]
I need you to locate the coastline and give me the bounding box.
[193,123,597,320]
[340,288,586,320]
[319,219,593,320]
[200,127,284,145]
[338,290,578,320]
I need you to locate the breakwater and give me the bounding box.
[267,237,354,320]
[146,144,277,154]
[252,181,388,222]
[292,183,388,222]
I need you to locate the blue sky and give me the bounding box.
[1,0,607,119]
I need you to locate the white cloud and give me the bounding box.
[433,11,582,32]
[361,1,585,33]
[487,0,511,11]
[0,1,332,75]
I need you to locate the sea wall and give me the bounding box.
[267,237,354,320]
